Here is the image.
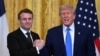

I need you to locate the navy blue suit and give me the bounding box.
[40,23,96,56]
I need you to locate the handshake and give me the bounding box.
[33,39,45,50]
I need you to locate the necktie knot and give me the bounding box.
[26,32,32,44]
[67,27,71,31]
[26,32,30,37]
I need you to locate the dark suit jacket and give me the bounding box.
[40,23,96,56]
[7,28,40,56]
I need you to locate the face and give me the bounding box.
[60,8,75,27]
[19,12,33,30]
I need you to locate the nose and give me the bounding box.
[64,15,68,18]
[26,18,30,22]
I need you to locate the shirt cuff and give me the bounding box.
[36,47,40,54]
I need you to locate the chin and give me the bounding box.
[24,27,30,30]
[64,24,70,27]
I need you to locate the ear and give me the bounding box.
[73,14,76,19]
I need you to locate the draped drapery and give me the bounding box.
[4,0,100,39]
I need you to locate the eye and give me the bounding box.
[28,18,32,20]
[60,13,65,15]
[66,12,70,14]
[22,18,27,20]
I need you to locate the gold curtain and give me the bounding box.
[4,0,100,40]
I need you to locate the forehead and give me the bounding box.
[20,12,32,15]
[20,12,33,17]
[19,13,33,19]
[60,8,74,14]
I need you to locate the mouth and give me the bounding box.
[64,18,69,22]
[25,23,31,27]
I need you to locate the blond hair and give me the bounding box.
[59,5,75,14]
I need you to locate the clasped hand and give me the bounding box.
[33,39,45,50]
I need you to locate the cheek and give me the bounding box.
[69,18,74,23]
[20,21,25,24]
[29,21,33,24]
[61,18,65,22]
[20,21,26,26]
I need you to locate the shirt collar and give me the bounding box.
[20,27,30,35]
[63,22,74,32]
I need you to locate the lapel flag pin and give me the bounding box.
[78,32,80,35]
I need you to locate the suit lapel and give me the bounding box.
[17,28,33,47]
[57,25,66,56]
[17,28,27,41]
[73,24,81,56]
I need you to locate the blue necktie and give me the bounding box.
[65,28,72,56]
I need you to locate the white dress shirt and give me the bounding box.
[63,23,75,56]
